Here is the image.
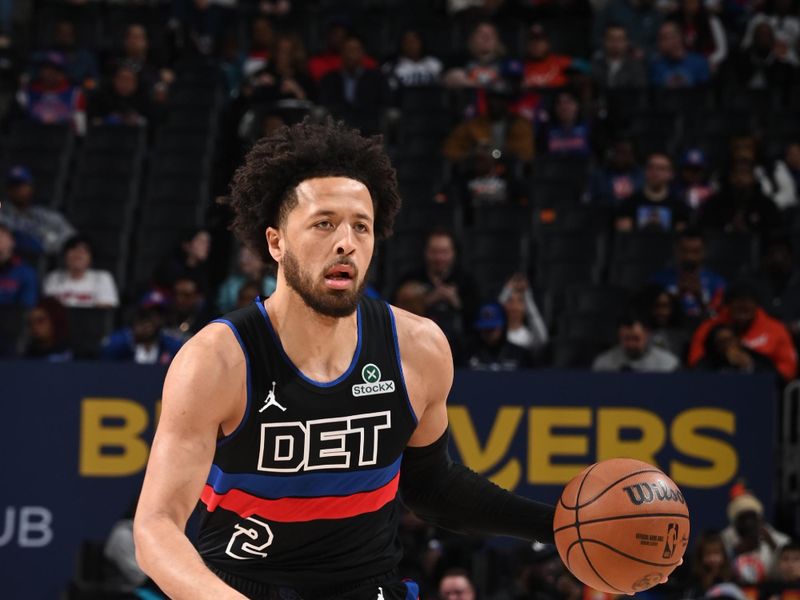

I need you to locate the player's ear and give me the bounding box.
[266,227,282,262]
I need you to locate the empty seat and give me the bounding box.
[83,125,146,155]
[473,205,532,233]
[0,305,25,357]
[564,284,631,317]
[704,232,758,280]
[611,232,674,268]
[552,338,609,368]
[530,178,585,208]
[533,156,591,181]
[466,230,526,263]
[608,261,660,289]
[67,308,114,358]
[399,86,449,113]
[558,313,618,344]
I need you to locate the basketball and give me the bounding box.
[554,458,690,595]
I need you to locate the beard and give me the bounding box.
[282,247,367,318]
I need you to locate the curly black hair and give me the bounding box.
[223,118,401,263]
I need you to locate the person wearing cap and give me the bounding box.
[675,148,716,211]
[688,281,798,381]
[592,313,680,372]
[720,488,790,583]
[467,302,532,371]
[17,50,87,134]
[0,165,75,256]
[101,306,184,365]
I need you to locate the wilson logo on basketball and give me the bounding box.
[622,480,686,506]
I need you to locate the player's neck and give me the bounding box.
[263,289,359,382]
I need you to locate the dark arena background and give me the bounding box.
[1,0,800,598]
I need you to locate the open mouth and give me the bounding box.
[324,264,355,289]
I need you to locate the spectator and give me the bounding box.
[443,81,534,163]
[18,51,86,134]
[153,229,211,295]
[728,21,798,99]
[498,273,548,353]
[0,166,76,256]
[270,33,314,102]
[49,19,99,87]
[308,18,377,82]
[43,234,119,308]
[521,24,576,91]
[753,236,800,345]
[443,21,518,90]
[589,138,644,207]
[669,0,728,71]
[675,148,716,212]
[439,568,477,600]
[615,153,689,232]
[721,486,791,583]
[0,223,37,308]
[235,280,262,310]
[699,160,781,234]
[537,91,591,157]
[163,276,213,341]
[684,531,734,598]
[650,21,711,88]
[88,62,157,127]
[395,228,481,364]
[688,282,798,381]
[637,284,690,358]
[592,314,680,371]
[240,16,276,81]
[319,35,391,133]
[101,307,183,365]
[694,323,777,373]
[117,24,174,103]
[217,246,277,313]
[392,280,428,317]
[24,297,72,361]
[741,0,800,64]
[651,228,726,321]
[591,24,647,89]
[775,541,800,584]
[771,142,800,211]
[468,302,533,370]
[382,29,443,90]
[592,0,663,57]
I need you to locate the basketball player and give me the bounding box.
[133,120,556,600]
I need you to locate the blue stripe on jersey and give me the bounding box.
[207,455,402,499]
[385,303,418,425]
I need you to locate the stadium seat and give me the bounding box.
[472,205,532,234]
[529,178,585,208]
[465,230,526,263]
[558,313,618,344]
[611,232,674,268]
[551,338,610,368]
[704,232,758,281]
[67,308,114,359]
[563,284,631,318]
[399,86,449,113]
[0,305,25,357]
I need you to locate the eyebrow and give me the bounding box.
[308,210,373,222]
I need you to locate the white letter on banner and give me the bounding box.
[18,507,53,548]
[0,507,14,547]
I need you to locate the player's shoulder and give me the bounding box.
[386,304,452,369]
[171,320,245,373]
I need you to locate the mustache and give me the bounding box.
[322,258,358,273]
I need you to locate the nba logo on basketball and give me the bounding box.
[662,523,679,559]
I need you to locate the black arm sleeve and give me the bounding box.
[399,428,555,544]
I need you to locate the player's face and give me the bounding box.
[272,177,374,318]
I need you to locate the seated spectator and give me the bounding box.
[651,228,726,321]
[699,160,781,234]
[153,229,211,295]
[521,24,577,91]
[592,0,663,57]
[235,280,262,310]
[392,280,428,317]
[721,486,791,583]
[24,297,72,361]
[395,228,481,365]
[694,323,777,373]
[0,223,37,308]
[683,531,734,598]
[589,138,644,207]
[319,35,391,133]
[669,0,728,71]
[615,153,689,232]
[468,302,533,370]
[443,81,534,163]
[592,314,680,372]
[537,91,591,157]
[753,235,800,345]
[269,33,314,103]
[650,21,710,88]
[217,246,277,313]
[675,148,715,212]
[591,24,647,89]
[101,306,183,365]
[382,29,443,90]
[116,24,174,104]
[439,568,476,600]
[771,142,800,211]
[727,22,798,99]
[443,21,519,90]
[18,51,86,133]
[688,282,798,381]
[43,234,119,308]
[741,0,800,65]
[49,19,99,87]
[88,62,157,127]
[773,541,800,586]
[240,16,276,82]
[498,273,548,353]
[308,18,377,82]
[637,284,690,358]
[0,166,75,256]
[163,276,213,341]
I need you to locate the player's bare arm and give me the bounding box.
[133,323,249,600]
[390,306,556,544]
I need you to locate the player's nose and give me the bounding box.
[335,224,356,255]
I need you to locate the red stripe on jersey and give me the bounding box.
[200,471,400,522]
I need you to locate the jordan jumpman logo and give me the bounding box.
[259,381,286,412]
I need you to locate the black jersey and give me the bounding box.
[197,296,418,588]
